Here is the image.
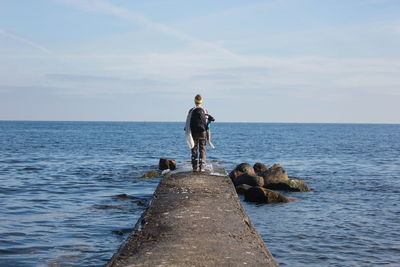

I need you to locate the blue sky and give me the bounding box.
[1,0,399,123]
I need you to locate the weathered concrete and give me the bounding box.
[107,164,278,267]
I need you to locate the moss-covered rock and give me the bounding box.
[260,164,289,184]
[141,170,161,178]
[264,179,310,192]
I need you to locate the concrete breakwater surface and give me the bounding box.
[108,162,278,266]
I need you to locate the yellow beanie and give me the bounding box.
[194,94,203,104]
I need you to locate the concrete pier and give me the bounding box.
[107,163,278,266]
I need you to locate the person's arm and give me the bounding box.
[206,114,215,122]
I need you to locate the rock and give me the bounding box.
[264,179,311,192]
[141,170,161,178]
[244,187,290,203]
[235,184,252,195]
[260,165,289,184]
[159,158,176,171]
[115,194,130,199]
[271,163,281,168]
[234,163,256,176]
[234,174,264,187]
[229,163,256,184]
[229,169,242,183]
[253,163,269,176]
[260,164,310,192]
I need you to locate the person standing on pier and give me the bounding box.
[185,94,215,172]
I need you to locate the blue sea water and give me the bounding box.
[0,121,399,266]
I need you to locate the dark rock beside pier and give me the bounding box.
[234,173,264,187]
[253,162,269,176]
[235,184,252,194]
[231,162,311,203]
[259,164,289,184]
[265,178,310,192]
[244,186,290,203]
[159,158,176,170]
[234,162,256,175]
[230,163,264,188]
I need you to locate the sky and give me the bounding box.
[1,0,400,123]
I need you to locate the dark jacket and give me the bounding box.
[190,107,208,133]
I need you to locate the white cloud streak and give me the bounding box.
[59,0,244,62]
[0,28,54,56]
[0,28,70,63]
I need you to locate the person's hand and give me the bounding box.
[208,115,215,122]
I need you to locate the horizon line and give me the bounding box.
[0,119,399,125]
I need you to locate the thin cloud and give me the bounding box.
[59,0,244,61]
[190,73,240,81]
[0,28,54,56]
[45,73,167,87]
[46,74,120,83]
[0,28,69,62]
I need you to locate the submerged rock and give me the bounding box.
[264,179,310,192]
[234,174,264,187]
[235,184,252,195]
[159,158,176,171]
[244,186,290,203]
[115,194,131,200]
[141,170,161,178]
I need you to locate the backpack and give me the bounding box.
[190,107,208,133]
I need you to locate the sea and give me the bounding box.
[0,121,399,267]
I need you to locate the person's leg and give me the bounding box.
[191,137,199,171]
[199,135,207,171]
